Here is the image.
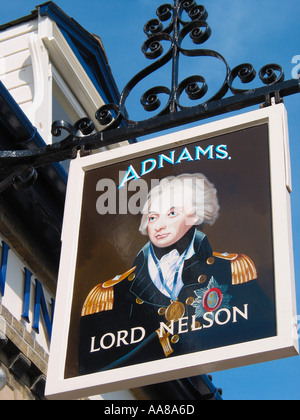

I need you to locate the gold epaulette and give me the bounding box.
[81,267,136,317]
[213,252,257,285]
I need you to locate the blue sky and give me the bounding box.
[1,0,300,400]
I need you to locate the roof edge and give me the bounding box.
[0,9,38,32]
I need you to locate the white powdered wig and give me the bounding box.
[139,173,220,235]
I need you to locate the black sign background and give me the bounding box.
[64,123,276,379]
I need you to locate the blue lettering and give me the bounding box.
[33,279,54,340]
[215,144,229,160]
[0,243,54,340]
[0,242,10,297]
[118,165,140,189]
[195,145,214,160]
[118,144,229,188]
[158,151,175,169]
[21,268,32,324]
[176,147,194,164]
[141,158,157,176]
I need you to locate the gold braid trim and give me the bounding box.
[81,267,136,317]
[213,252,258,285]
[81,285,114,317]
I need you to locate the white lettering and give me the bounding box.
[104,405,139,418]
[178,316,189,334]
[90,336,100,353]
[215,308,231,325]
[100,333,115,350]
[116,330,129,347]
[233,304,249,322]
[191,315,202,331]
[130,327,146,344]
[88,304,249,354]
[158,321,175,338]
[90,327,146,353]
[203,312,214,328]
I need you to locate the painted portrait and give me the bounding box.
[62,123,278,378]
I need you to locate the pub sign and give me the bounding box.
[46,104,298,399]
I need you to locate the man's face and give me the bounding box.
[147,190,197,248]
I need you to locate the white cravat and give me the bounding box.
[148,231,196,299]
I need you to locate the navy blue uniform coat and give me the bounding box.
[79,231,276,375]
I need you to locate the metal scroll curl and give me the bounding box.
[140,86,171,114]
[51,120,74,144]
[176,17,230,109]
[93,1,288,132]
[95,104,125,131]
[51,118,95,145]
[94,1,228,128]
[229,63,285,95]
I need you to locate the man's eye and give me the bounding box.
[169,211,177,217]
[149,216,157,222]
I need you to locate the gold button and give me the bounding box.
[128,273,135,282]
[158,307,166,316]
[198,275,207,284]
[136,298,144,305]
[186,297,195,306]
[171,335,179,344]
[207,257,215,265]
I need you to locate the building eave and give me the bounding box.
[0,81,66,277]
[0,9,38,33]
[0,2,122,107]
[37,2,122,106]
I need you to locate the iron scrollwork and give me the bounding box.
[94,0,229,129]
[92,0,287,131]
[0,0,299,192]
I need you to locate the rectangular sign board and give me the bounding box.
[46,104,299,399]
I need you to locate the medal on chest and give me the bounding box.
[165,299,186,322]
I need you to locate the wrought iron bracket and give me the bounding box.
[0,0,300,192]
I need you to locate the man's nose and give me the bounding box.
[155,217,166,231]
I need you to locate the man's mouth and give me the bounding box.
[155,233,170,240]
